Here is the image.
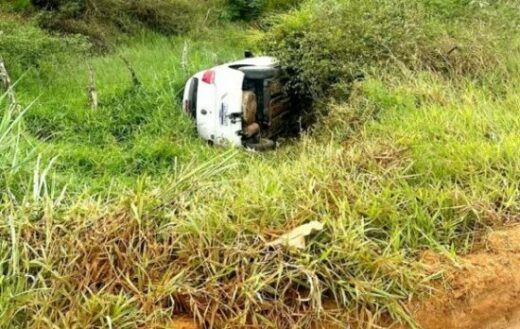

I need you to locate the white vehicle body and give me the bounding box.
[183,56,284,148]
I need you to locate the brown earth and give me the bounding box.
[408,225,520,329]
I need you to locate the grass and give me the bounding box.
[1,6,520,329]
[9,25,251,194]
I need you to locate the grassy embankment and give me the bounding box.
[1,1,520,328]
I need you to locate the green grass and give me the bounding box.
[8,25,252,194]
[1,6,520,329]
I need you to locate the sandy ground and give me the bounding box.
[167,225,520,329]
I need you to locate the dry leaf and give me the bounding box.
[266,221,324,250]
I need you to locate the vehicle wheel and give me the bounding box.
[245,138,276,151]
[239,66,278,80]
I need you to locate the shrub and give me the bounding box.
[125,0,201,35]
[262,0,519,100]
[226,0,267,21]
[31,0,223,47]
[266,0,300,11]
[0,17,89,72]
[4,0,33,11]
[225,0,300,21]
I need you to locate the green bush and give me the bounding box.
[226,0,266,20]
[32,0,223,47]
[5,0,33,11]
[0,17,89,72]
[225,0,299,21]
[262,0,519,100]
[266,0,300,11]
[125,0,202,35]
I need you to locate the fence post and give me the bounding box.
[87,63,98,110]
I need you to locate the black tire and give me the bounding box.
[239,66,278,80]
[245,138,276,151]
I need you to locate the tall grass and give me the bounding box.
[1,1,520,328]
[6,24,251,194]
[0,92,34,196]
[3,62,520,328]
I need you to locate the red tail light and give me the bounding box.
[202,70,215,84]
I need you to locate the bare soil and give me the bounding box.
[408,225,520,329]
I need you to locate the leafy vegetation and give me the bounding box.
[5,0,223,48]
[262,0,519,99]
[0,15,89,70]
[225,0,299,20]
[0,0,519,328]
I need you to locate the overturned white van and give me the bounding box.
[182,55,299,150]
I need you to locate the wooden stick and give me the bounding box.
[87,63,98,110]
[181,40,189,75]
[0,56,17,107]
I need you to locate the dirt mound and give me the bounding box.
[409,225,520,329]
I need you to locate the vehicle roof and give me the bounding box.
[226,56,278,68]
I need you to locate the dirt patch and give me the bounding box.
[408,225,520,329]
